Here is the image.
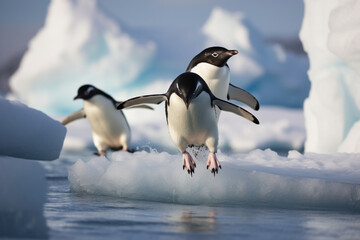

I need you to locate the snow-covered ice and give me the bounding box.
[0,96,66,160]
[300,0,360,153]
[68,149,360,210]
[65,104,360,210]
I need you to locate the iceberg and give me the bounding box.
[0,96,65,238]
[202,7,310,108]
[300,0,360,153]
[0,96,66,160]
[9,0,155,115]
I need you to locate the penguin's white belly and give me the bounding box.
[84,98,130,149]
[190,63,230,100]
[167,93,218,151]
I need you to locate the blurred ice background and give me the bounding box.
[1,0,308,114]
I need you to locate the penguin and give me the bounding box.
[62,84,152,156]
[186,46,260,119]
[117,72,259,176]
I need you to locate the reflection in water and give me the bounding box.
[171,210,218,233]
[303,215,360,240]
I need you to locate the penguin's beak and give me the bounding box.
[182,95,192,110]
[221,50,238,64]
[184,93,194,110]
[74,95,81,100]
[226,50,238,56]
[185,102,190,109]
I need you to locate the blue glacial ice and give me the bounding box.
[300,0,360,153]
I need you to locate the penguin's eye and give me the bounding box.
[212,52,219,58]
[85,87,94,95]
[194,81,202,96]
[176,83,182,95]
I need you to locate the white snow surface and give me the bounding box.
[203,7,310,108]
[0,96,66,160]
[300,0,360,153]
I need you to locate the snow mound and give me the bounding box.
[9,0,155,115]
[202,7,310,108]
[300,0,360,153]
[0,96,66,160]
[68,149,360,210]
[0,157,48,238]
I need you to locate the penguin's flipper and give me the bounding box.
[127,105,154,110]
[213,99,259,124]
[117,94,167,109]
[115,101,154,110]
[227,83,260,110]
[61,109,86,125]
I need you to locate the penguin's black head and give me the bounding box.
[186,46,238,71]
[74,84,100,100]
[170,72,210,109]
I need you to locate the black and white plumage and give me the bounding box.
[117,72,259,175]
[62,85,151,156]
[186,46,259,119]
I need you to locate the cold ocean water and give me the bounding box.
[41,149,360,240]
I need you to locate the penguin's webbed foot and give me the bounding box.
[206,152,221,176]
[182,152,196,176]
[110,145,135,153]
[94,150,107,157]
[126,148,135,153]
